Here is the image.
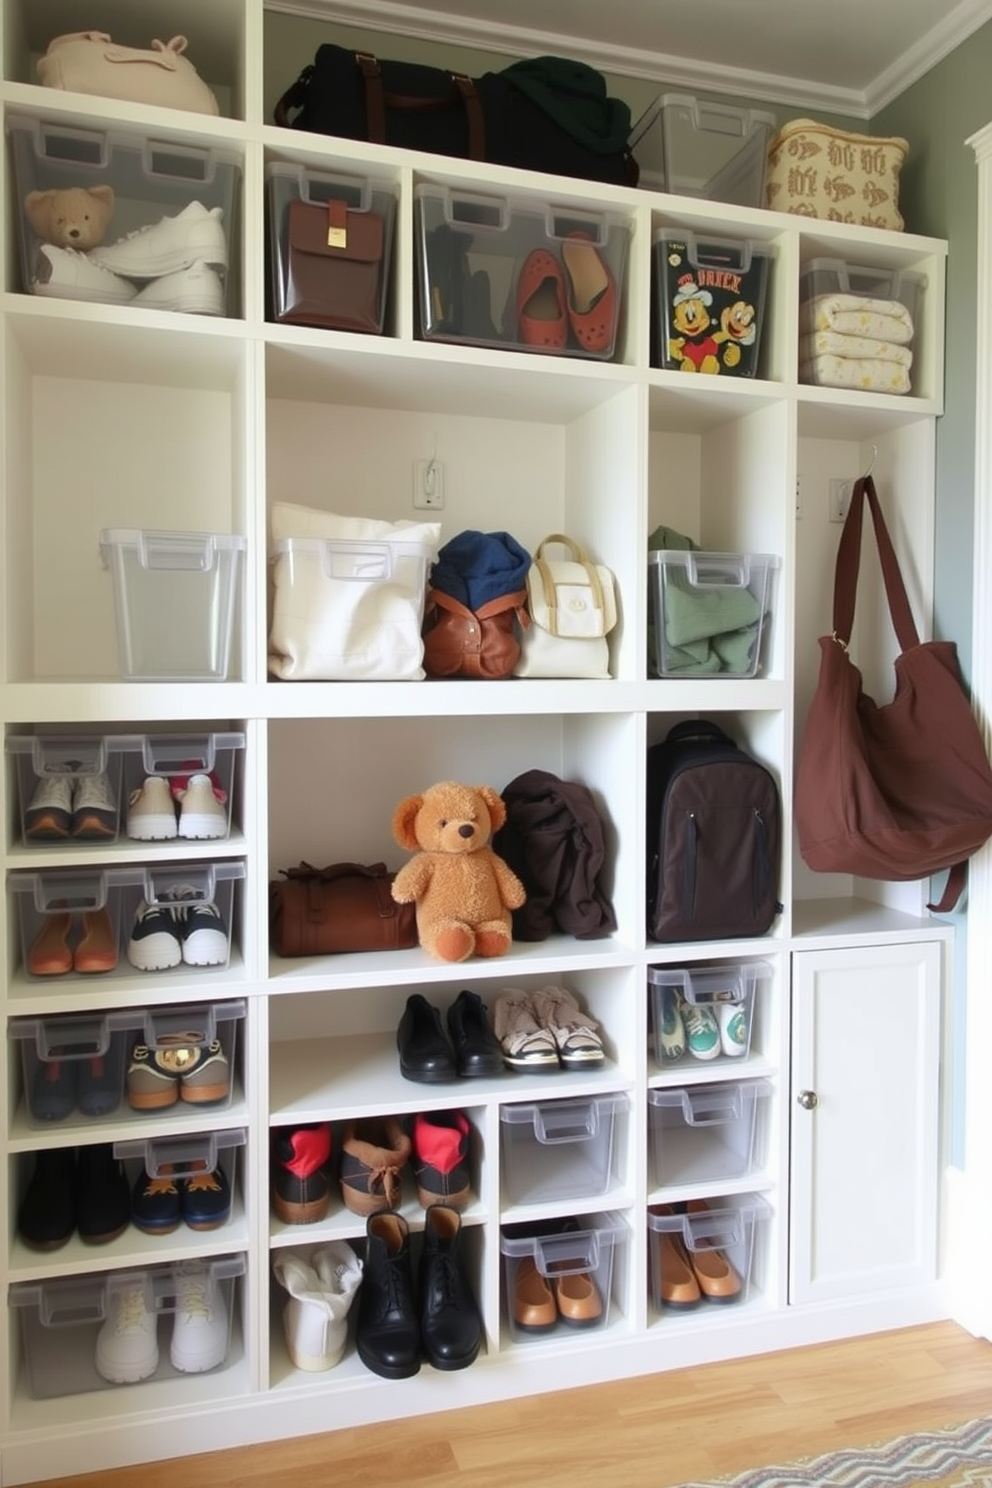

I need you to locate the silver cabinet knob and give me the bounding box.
[796,1089,819,1110]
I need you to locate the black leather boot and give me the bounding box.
[446,988,503,1077]
[419,1203,482,1371]
[356,1210,421,1378]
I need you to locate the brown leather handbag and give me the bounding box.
[280,198,386,333]
[269,861,417,956]
[795,475,992,910]
[422,586,528,679]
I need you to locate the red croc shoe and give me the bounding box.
[562,232,617,355]
[516,248,567,351]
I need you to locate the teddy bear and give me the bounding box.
[390,780,526,962]
[24,185,115,251]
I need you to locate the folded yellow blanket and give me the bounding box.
[810,292,914,346]
[800,353,912,395]
[799,329,913,368]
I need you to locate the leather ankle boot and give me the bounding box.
[271,1123,331,1224]
[355,1210,420,1378]
[419,1203,482,1371]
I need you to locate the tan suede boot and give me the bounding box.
[339,1117,412,1215]
[530,985,605,1069]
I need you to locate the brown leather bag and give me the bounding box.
[422,586,528,679]
[795,475,992,910]
[280,198,385,333]
[269,861,417,956]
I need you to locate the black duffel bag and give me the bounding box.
[273,46,639,188]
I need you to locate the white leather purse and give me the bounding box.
[514,534,618,679]
[37,32,220,116]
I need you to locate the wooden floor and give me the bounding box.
[25,1321,992,1488]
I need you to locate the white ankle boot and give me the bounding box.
[273,1242,363,1371]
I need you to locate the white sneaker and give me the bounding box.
[24,773,74,841]
[31,245,137,305]
[682,1000,721,1060]
[170,1261,229,1373]
[127,777,178,840]
[273,1242,363,1371]
[89,202,228,279]
[719,1002,750,1057]
[72,770,118,840]
[176,772,228,839]
[132,261,225,317]
[95,1275,159,1384]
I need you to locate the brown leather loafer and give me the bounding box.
[554,1270,603,1327]
[685,1200,742,1302]
[513,1255,557,1332]
[654,1217,701,1309]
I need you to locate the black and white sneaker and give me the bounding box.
[127,900,182,972]
[160,886,229,967]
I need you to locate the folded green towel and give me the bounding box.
[712,621,762,674]
[663,564,762,647]
[662,641,723,674]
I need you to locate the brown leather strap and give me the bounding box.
[833,474,920,653]
[355,50,484,158]
[273,67,311,128]
[927,860,968,913]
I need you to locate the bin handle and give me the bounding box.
[534,1104,598,1143]
[682,1087,744,1125]
[684,553,750,589]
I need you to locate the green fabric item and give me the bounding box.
[496,57,632,155]
[663,563,762,647]
[712,622,762,674]
[662,641,722,674]
[648,524,697,553]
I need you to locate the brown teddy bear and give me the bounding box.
[391,780,526,962]
[24,185,115,250]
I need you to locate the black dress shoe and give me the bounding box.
[77,1143,131,1243]
[18,1147,76,1250]
[397,994,457,1083]
[420,1203,482,1371]
[447,989,503,1078]
[356,1211,421,1379]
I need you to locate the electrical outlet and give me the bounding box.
[829,478,852,523]
[413,458,444,510]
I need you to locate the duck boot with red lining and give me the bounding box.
[272,1123,332,1225]
[412,1110,471,1210]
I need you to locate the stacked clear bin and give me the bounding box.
[414,184,630,360]
[6,115,241,316]
[266,162,397,334]
[501,1212,629,1341]
[7,730,244,847]
[628,93,775,206]
[9,861,243,983]
[647,551,779,678]
[99,530,246,681]
[9,1255,245,1396]
[798,258,926,395]
[652,232,771,378]
[648,1080,771,1187]
[648,962,771,1069]
[647,1194,771,1316]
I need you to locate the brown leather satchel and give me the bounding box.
[269,861,417,956]
[795,475,992,911]
[422,586,528,679]
[281,198,385,333]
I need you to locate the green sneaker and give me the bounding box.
[719,1002,749,1057]
[681,1001,720,1060]
[659,988,685,1061]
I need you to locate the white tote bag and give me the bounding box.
[267,503,441,680]
[514,534,618,679]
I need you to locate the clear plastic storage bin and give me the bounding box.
[653,232,771,377]
[122,999,246,1113]
[648,549,778,678]
[799,258,926,394]
[9,866,144,982]
[266,162,396,334]
[648,961,770,1069]
[648,1079,771,1187]
[118,862,244,976]
[7,115,241,316]
[114,1129,245,1232]
[120,732,244,843]
[99,529,245,682]
[500,1095,626,1206]
[9,1255,245,1397]
[415,185,630,360]
[501,1212,628,1341]
[648,1193,770,1315]
[11,1010,136,1127]
[6,734,127,846]
[629,94,775,205]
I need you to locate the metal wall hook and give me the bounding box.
[863,443,878,479]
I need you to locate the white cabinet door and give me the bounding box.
[790,941,942,1306]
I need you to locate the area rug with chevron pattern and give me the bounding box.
[675,1416,992,1487]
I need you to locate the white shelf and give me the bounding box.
[0,0,953,1480]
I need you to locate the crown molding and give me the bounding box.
[267,0,872,117]
[866,0,992,113]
